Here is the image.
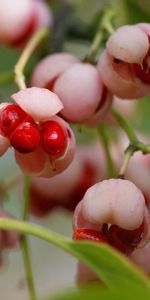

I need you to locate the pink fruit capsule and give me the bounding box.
[0,0,53,48]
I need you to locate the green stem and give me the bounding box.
[22,176,30,221]
[14,28,48,89]
[98,124,116,178]
[101,8,116,34]
[85,8,115,63]
[118,146,134,179]
[21,176,37,300]
[0,218,69,251]
[111,108,138,143]
[135,142,150,154]
[112,108,150,177]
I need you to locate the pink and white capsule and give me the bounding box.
[0,0,53,47]
[73,179,150,243]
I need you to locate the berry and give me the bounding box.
[73,228,108,243]
[98,24,150,99]
[11,14,37,47]
[10,117,40,153]
[0,0,53,48]
[41,120,67,157]
[31,53,79,88]
[73,179,149,256]
[102,223,144,255]
[0,104,27,137]
[31,55,111,124]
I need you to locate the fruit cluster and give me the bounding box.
[0,87,76,177]
[0,2,150,287]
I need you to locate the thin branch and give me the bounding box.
[14,28,48,89]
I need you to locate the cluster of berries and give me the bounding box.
[0,88,75,177]
[0,2,150,284]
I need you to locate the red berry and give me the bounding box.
[102,222,144,255]
[73,228,109,243]
[10,117,41,153]
[0,104,27,137]
[41,120,67,157]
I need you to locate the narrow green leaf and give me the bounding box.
[0,219,149,291]
[49,284,150,300]
[65,241,150,290]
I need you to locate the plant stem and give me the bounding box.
[21,176,37,300]
[22,176,30,221]
[118,146,134,179]
[14,28,48,89]
[112,108,150,177]
[111,108,138,143]
[85,8,115,63]
[98,124,116,178]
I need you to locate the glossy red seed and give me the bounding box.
[41,120,67,157]
[0,104,27,137]
[73,228,109,243]
[102,222,144,255]
[10,117,41,153]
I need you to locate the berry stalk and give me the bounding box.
[21,176,37,300]
[85,8,115,63]
[98,124,116,178]
[112,108,150,177]
[14,28,48,89]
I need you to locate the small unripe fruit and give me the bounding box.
[0,104,27,137]
[10,117,41,153]
[31,53,79,88]
[0,0,53,48]
[41,120,67,157]
[106,25,149,64]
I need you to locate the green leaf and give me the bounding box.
[48,284,150,300]
[0,218,149,291]
[65,240,150,289]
